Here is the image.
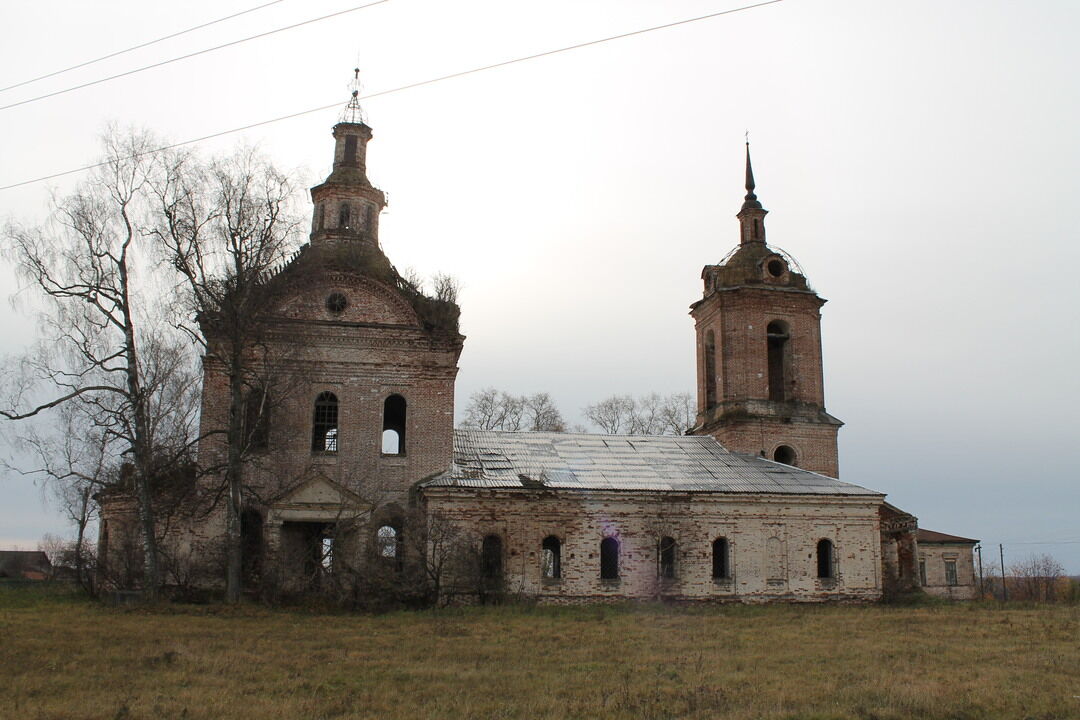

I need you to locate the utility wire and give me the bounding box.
[0,0,289,94]
[0,0,784,192]
[0,0,393,112]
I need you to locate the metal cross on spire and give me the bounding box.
[340,67,366,124]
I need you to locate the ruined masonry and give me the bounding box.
[97,97,978,603]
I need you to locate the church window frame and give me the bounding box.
[766,320,791,402]
[481,534,504,580]
[381,394,407,456]
[816,538,835,579]
[343,134,358,165]
[541,535,562,580]
[338,202,351,230]
[658,536,677,580]
[600,536,620,581]
[944,559,958,586]
[312,391,339,453]
[773,445,797,466]
[704,329,717,409]
[326,292,348,314]
[712,537,731,580]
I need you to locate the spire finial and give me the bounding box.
[741,139,762,211]
[340,67,366,124]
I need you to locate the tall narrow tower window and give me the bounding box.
[338,203,351,229]
[382,394,406,455]
[312,392,339,452]
[705,330,717,409]
[766,321,790,402]
[343,134,357,165]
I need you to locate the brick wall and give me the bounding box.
[423,488,884,603]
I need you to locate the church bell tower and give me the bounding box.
[690,145,842,477]
[308,70,388,248]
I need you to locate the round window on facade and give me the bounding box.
[766,258,787,278]
[773,445,797,466]
[326,292,348,314]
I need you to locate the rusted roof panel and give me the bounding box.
[423,430,882,496]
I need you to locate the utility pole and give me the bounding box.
[976,544,984,599]
[999,543,1007,602]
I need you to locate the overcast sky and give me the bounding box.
[1,0,1078,572]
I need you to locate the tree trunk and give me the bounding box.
[224,357,245,603]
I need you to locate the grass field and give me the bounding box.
[1,586,1078,720]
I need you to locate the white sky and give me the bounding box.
[1,0,1078,572]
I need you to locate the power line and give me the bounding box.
[0,0,784,192]
[0,0,393,112]
[0,0,290,94]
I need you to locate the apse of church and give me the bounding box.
[690,145,842,478]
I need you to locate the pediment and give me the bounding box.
[274,272,418,327]
[272,476,362,508]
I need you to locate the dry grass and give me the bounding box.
[1,586,1078,720]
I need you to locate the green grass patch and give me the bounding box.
[1,587,1077,719]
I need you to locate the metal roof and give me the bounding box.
[916,529,979,544]
[422,430,883,497]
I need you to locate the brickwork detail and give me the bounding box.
[424,489,884,603]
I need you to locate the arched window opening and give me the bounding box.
[338,203,351,230]
[243,386,270,451]
[481,535,503,579]
[600,537,619,580]
[312,392,339,452]
[712,537,730,579]
[317,203,326,230]
[659,536,677,579]
[704,330,717,409]
[773,445,797,466]
[766,320,790,402]
[817,538,834,579]
[541,535,561,579]
[382,394,406,455]
[376,524,403,570]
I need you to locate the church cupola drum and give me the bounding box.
[690,145,842,477]
[309,71,387,247]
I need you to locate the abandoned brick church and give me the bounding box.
[98,99,977,603]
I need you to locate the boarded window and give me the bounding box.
[712,537,730,579]
[312,392,339,452]
[600,537,619,580]
[542,536,561,579]
[659,536,677,579]
[945,560,958,586]
[382,394,406,455]
[817,538,834,579]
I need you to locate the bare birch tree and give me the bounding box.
[461,388,565,432]
[584,392,694,435]
[1,131,193,599]
[147,147,303,603]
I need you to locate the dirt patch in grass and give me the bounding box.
[1,588,1077,719]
